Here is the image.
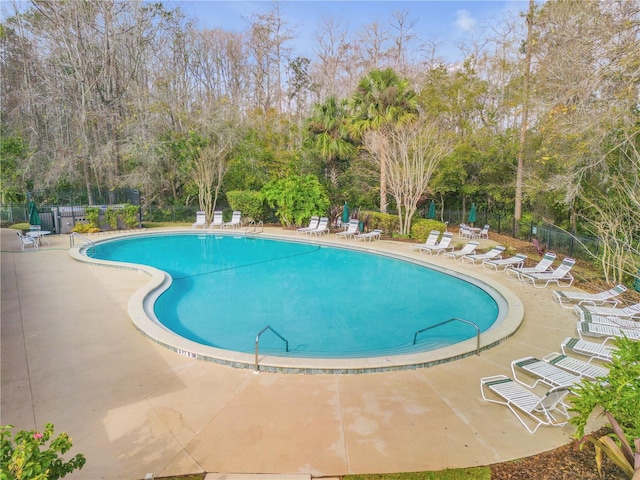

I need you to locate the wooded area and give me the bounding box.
[0,0,638,283]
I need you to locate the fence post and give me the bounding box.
[569,234,575,257]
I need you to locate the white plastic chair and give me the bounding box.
[16,231,38,250]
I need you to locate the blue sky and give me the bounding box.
[166,1,530,62]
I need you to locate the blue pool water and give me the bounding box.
[91,233,500,358]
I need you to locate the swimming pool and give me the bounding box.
[80,231,518,372]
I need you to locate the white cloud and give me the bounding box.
[454,9,476,33]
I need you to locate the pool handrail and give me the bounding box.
[413,317,481,355]
[255,325,289,372]
[70,232,96,254]
[245,220,264,234]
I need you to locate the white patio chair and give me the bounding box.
[482,254,528,272]
[410,230,440,251]
[222,211,242,229]
[510,356,581,389]
[574,302,640,320]
[560,337,614,363]
[480,375,571,434]
[552,284,627,309]
[542,352,609,381]
[461,245,505,265]
[506,252,557,281]
[297,216,319,234]
[306,217,329,236]
[16,231,38,250]
[335,219,360,239]
[192,211,206,228]
[209,211,224,228]
[420,232,455,255]
[577,321,640,342]
[520,257,575,289]
[443,241,479,260]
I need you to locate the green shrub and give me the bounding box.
[261,175,329,227]
[360,211,399,235]
[71,222,92,234]
[226,190,266,222]
[410,219,447,242]
[122,204,139,229]
[0,423,86,479]
[569,337,640,443]
[104,207,119,230]
[84,207,100,229]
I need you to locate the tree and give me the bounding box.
[261,174,329,227]
[349,68,418,213]
[364,119,453,235]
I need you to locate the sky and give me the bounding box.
[165,0,531,63]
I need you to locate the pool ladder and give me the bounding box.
[255,325,288,372]
[70,232,96,255]
[245,220,264,235]
[413,317,481,355]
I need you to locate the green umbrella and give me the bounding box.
[427,200,436,219]
[28,200,41,226]
[342,202,349,224]
[468,203,477,225]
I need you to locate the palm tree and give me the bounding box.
[348,68,418,213]
[305,96,356,195]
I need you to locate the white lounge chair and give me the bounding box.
[443,241,479,260]
[421,232,455,255]
[209,211,223,228]
[461,245,505,265]
[574,302,640,320]
[506,252,557,280]
[577,321,640,342]
[16,231,38,250]
[410,230,440,251]
[482,254,528,272]
[335,219,360,239]
[306,217,329,236]
[510,356,581,389]
[355,229,382,242]
[520,257,576,289]
[479,224,490,239]
[560,337,614,363]
[222,211,242,229]
[297,216,319,234]
[480,375,571,434]
[576,311,639,328]
[552,284,627,309]
[192,211,206,229]
[542,352,609,381]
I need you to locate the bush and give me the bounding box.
[0,423,86,479]
[226,190,266,222]
[104,207,118,230]
[84,207,99,229]
[360,211,400,235]
[410,219,447,242]
[569,337,640,443]
[261,175,329,227]
[122,204,139,229]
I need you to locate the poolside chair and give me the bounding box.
[355,229,382,242]
[421,232,455,255]
[306,217,329,236]
[209,211,224,228]
[576,311,640,329]
[510,356,581,389]
[409,230,440,251]
[459,224,473,239]
[574,302,640,320]
[560,337,614,363]
[335,219,360,239]
[577,321,640,342]
[297,216,319,234]
[16,231,38,250]
[222,211,242,229]
[443,241,479,260]
[192,211,206,229]
[542,352,609,381]
[480,375,571,434]
[520,257,576,289]
[461,245,505,265]
[552,284,627,309]
[479,224,490,239]
[482,254,528,272]
[506,252,557,281]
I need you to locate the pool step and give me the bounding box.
[205,475,312,480]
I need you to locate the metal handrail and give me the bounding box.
[412,317,481,355]
[245,220,264,234]
[69,232,96,252]
[255,325,289,372]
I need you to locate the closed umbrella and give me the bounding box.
[468,203,477,225]
[427,200,436,219]
[28,200,41,226]
[342,202,349,224]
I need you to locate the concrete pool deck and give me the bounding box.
[1,227,602,479]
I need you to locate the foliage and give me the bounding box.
[579,412,640,480]
[84,207,100,229]
[104,207,119,230]
[261,175,329,227]
[410,219,447,242]
[71,222,92,234]
[121,204,139,229]
[570,337,640,442]
[0,423,86,480]
[225,190,266,222]
[344,467,491,480]
[0,133,28,204]
[361,211,400,235]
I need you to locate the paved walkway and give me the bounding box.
[1,227,597,479]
